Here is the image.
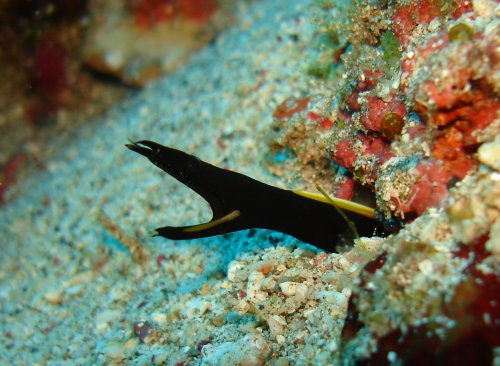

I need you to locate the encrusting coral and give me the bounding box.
[271,0,499,223]
[264,0,499,363]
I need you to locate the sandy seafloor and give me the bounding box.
[1,1,328,364]
[1,0,499,365]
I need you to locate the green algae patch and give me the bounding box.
[381,30,401,74]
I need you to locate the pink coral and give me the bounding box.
[401,159,452,216]
[360,95,407,134]
[392,0,442,45]
[332,139,358,170]
[335,177,355,200]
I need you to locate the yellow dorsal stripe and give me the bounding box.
[292,190,376,219]
[183,210,241,233]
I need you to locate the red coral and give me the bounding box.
[345,70,382,113]
[179,0,217,23]
[344,236,497,365]
[131,0,216,28]
[358,69,381,91]
[360,95,407,135]
[346,92,361,111]
[406,124,428,140]
[432,126,477,179]
[331,133,394,190]
[131,0,177,28]
[273,97,311,120]
[362,135,393,164]
[392,0,442,45]
[335,177,355,200]
[332,138,358,169]
[451,0,474,19]
[401,159,453,216]
[307,112,334,129]
[414,54,499,179]
[332,134,393,183]
[319,118,334,129]
[307,111,320,121]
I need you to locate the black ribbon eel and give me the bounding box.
[126,140,386,252]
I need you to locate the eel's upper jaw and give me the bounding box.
[125,140,161,159]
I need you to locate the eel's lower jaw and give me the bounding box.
[154,210,242,240]
[154,226,185,240]
[154,225,209,240]
[126,140,159,159]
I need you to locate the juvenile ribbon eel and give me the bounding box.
[126,140,385,252]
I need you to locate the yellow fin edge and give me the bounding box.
[183,210,241,233]
[292,190,376,219]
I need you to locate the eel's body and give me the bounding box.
[127,140,385,252]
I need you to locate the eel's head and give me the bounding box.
[126,140,202,183]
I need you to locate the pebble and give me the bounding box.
[95,310,122,332]
[151,312,167,325]
[418,259,433,276]
[227,261,247,282]
[279,281,299,296]
[478,140,500,170]
[247,271,267,302]
[267,315,286,337]
[44,289,63,305]
[276,334,286,344]
[473,0,496,19]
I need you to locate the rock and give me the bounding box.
[279,281,300,296]
[44,289,63,305]
[202,334,271,366]
[478,140,500,170]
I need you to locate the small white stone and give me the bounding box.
[235,300,250,315]
[486,220,500,257]
[95,310,122,332]
[103,343,124,359]
[303,309,315,319]
[65,285,83,296]
[267,316,285,337]
[122,338,139,350]
[338,257,350,271]
[69,271,93,285]
[473,0,496,19]
[276,335,286,344]
[327,340,338,352]
[478,140,500,170]
[294,283,308,302]
[247,271,267,302]
[418,259,433,275]
[279,281,299,296]
[151,312,167,325]
[105,51,124,69]
[260,276,277,290]
[428,18,441,31]
[44,289,63,305]
[227,261,247,282]
[272,314,288,326]
[275,264,287,274]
